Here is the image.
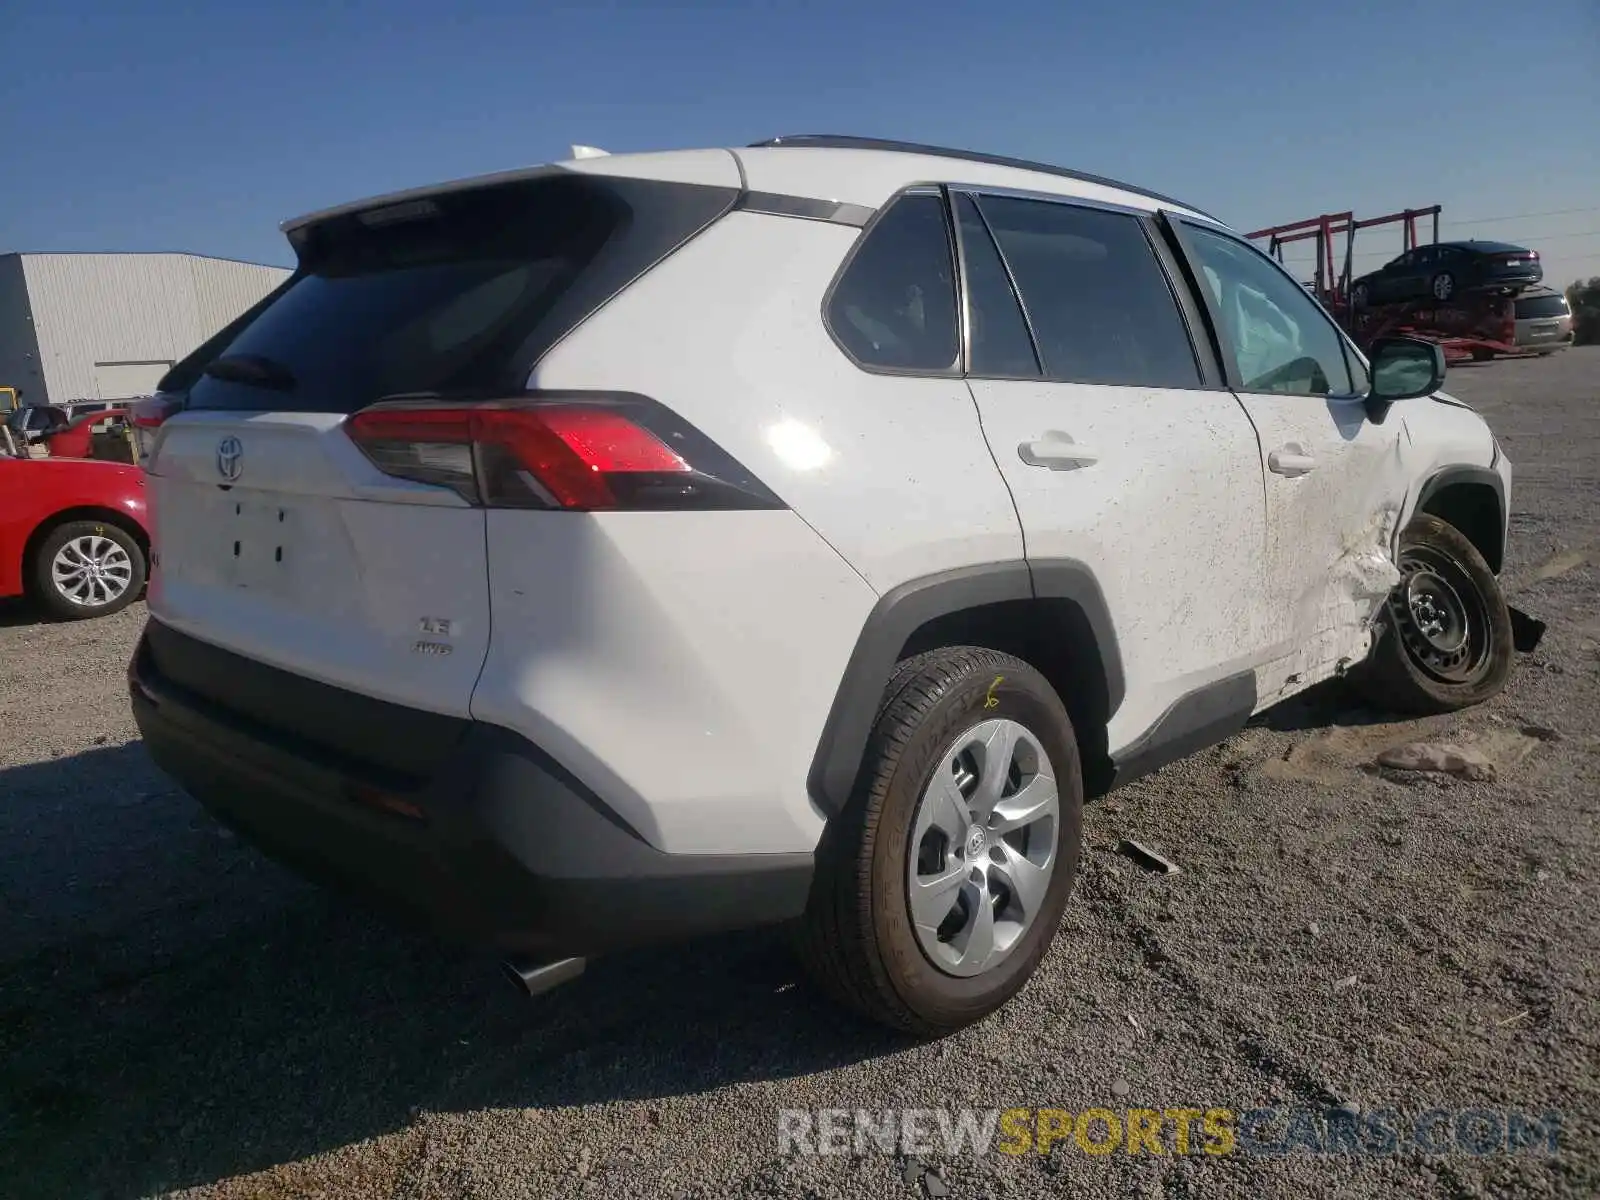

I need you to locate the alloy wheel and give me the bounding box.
[50,534,134,609]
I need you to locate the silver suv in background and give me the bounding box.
[1512,289,1574,353]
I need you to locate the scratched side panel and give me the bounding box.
[1240,389,1501,711]
[966,377,1271,750]
[1239,397,1413,709]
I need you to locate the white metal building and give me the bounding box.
[0,252,291,407]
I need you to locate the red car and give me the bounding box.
[0,450,149,618]
[43,406,132,460]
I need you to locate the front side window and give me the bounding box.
[1183,224,1355,396]
[975,196,1201,388]
[826,193,959,372]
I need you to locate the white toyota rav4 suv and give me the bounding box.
[130,135,1524,1036]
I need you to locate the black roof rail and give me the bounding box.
[749,134,1218,222]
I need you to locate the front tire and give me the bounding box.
[31,520,146,619]
[1431,272,1457,302]
[796,647,1082,1037]
[1352,513,1512,715]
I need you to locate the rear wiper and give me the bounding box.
[203,354,298,392]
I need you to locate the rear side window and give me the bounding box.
[1515,294,1569,319]
[953,194,1039,377]
[177,174,736,413]
[974,196,1201,388]
[826,193,959,372]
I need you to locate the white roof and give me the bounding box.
[282,140,1216,233]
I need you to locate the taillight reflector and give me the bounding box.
[131,394,182,429]
[344,394,782,513]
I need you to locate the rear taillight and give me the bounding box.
[344,393,785,512]
[130,393,184,467]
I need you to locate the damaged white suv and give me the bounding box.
[129,135,1530,1036]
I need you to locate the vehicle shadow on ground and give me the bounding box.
[0,744,908,1199]
[0,597,52,629]
[1249,678,1404,733]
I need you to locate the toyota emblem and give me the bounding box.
[217,436,244,482]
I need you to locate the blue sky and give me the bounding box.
[4,0,1598,287]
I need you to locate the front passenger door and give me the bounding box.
[1169,218,1406,705]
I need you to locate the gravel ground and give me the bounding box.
[2,348,1597,1200]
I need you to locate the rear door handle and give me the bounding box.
[1018,432,1099,470]
[1267,443,1317,477]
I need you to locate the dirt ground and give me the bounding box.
[1,348,1596,1200]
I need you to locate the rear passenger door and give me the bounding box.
[957,190,1271,756]
[1164,217,1406,704]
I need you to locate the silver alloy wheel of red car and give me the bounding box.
[50,532,135,608]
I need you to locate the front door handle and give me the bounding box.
[1267,443,1317,477]
[1019,432,1099,470]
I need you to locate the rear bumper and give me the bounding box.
[1512,318,1573,349]
[128,621,813,957]
[1479,271,1542,291]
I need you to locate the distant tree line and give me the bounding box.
[1567,278,1600,345]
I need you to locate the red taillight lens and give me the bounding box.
[131,394,182,430]
[130,393,184,467]
[344,394,782,513]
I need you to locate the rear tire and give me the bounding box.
[31,520,146,620]
[796,647,1082,1037]
[1431,272,1457,302]
[1351,513,1512,715]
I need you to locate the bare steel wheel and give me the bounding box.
[1351,513,1511,715]
[1392,546,1489,685]
[908,718,1059,978]
[32,519,147,619]
[796,646,1082,1037]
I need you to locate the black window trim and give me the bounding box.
[955,185,1219,391]
[946,187,1044,383]
[1160,213,1369,400]
[819,184,965,379]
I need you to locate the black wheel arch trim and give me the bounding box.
[1412,464,1507,574]
[807,559,1124,817]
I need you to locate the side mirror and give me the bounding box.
[1364,335,1447,422]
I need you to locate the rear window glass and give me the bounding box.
[1514,294,1569,319]
[179,174,735,413]
[826,193,959,373]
